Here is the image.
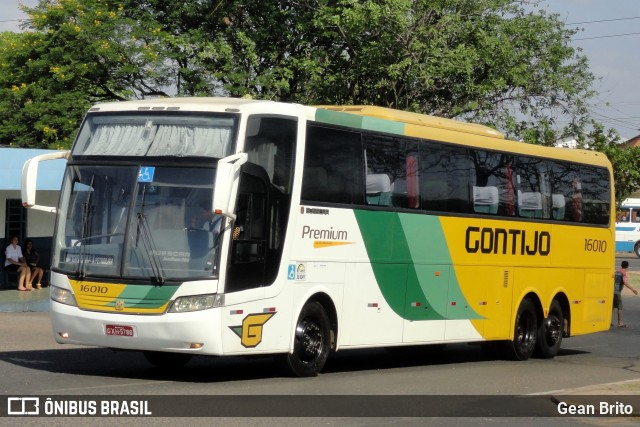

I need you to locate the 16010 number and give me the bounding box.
[584,239,607,252]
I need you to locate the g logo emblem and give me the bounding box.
[230,312,275,348]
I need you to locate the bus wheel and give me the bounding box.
[535,300,564,359]
[283,301,331,377]
[506,298,537,361]
[635,243,640,258]
[143,351,192,369]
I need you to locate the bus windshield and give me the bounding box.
[53,165,221,282]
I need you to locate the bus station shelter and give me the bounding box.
[0,148,66,287]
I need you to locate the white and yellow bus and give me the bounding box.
[22,98,614,376]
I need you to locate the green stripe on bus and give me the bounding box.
[361,116,405,134]
[315,109,405,134]
[315,109,364,128]
[354,210,481,321]
[107,284,178,308]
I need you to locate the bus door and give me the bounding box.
[226,167,269,292]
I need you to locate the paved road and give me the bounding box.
[1,299,640,425]
[1,273,639,425]
[618,253,640,271]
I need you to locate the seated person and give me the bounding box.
[4,235,32,291]
[23,239,45,289]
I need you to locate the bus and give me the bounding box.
[21,97,614,376]
[615,198,640,257]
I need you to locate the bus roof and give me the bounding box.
[317,105,505,139]
[85,97,612,170]
[87,97,269,113]
[315,105,611,169]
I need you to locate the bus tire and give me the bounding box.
[283,301,331,377]
[635,242,640,258]
[506,298,537,361]
[535,299,564,359]
[143,351,192,369]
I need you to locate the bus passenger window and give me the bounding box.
[302,125,363,205]
[420,143,472,214]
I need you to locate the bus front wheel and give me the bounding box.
[506,298,537,361]
[535,299,564,358]
[282,301,331,377]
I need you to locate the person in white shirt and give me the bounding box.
[4,235,32,291]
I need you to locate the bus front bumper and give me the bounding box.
[50,300,224,355]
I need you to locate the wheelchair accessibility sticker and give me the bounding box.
[287,263,305,281]
[138,166,155,183]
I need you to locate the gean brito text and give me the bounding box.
[465,226,550,256]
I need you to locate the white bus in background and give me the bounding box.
[615,198,640,257]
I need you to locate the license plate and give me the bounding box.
[105,324,134,337]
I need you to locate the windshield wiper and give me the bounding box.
[135,181,165,285]
[77,175,95,279]
[136,211,165,285]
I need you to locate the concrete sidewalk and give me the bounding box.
[0,286,50,312]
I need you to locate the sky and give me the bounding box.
[1,0,639,138]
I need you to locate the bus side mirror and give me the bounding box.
[21,151,70,213]
[213,153,248,221]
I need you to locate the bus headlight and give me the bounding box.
[51,285,78,307]
[169,294,224,313]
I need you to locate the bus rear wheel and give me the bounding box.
[143,351,192,369]
[282,301,331,377]
[535,300,564,359]
[506,298,537,361]
[635,243,640,258]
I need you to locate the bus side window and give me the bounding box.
[245,116,297,193]
[579,165,610,225]
[617,211,628,222]
[420,142,472,214]
[361,134,420,210]
[301,124,363,205]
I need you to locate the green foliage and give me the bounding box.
[0,0,633,206]
[0,30,84,148]
[581,123,640,207]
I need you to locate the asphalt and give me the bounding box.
[0,279,638,399]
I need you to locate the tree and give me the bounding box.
[0,0,183,148]
[209,0,596,142]
[0,30,89,148]
[580,123,640,207]
[0,0,603,151]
